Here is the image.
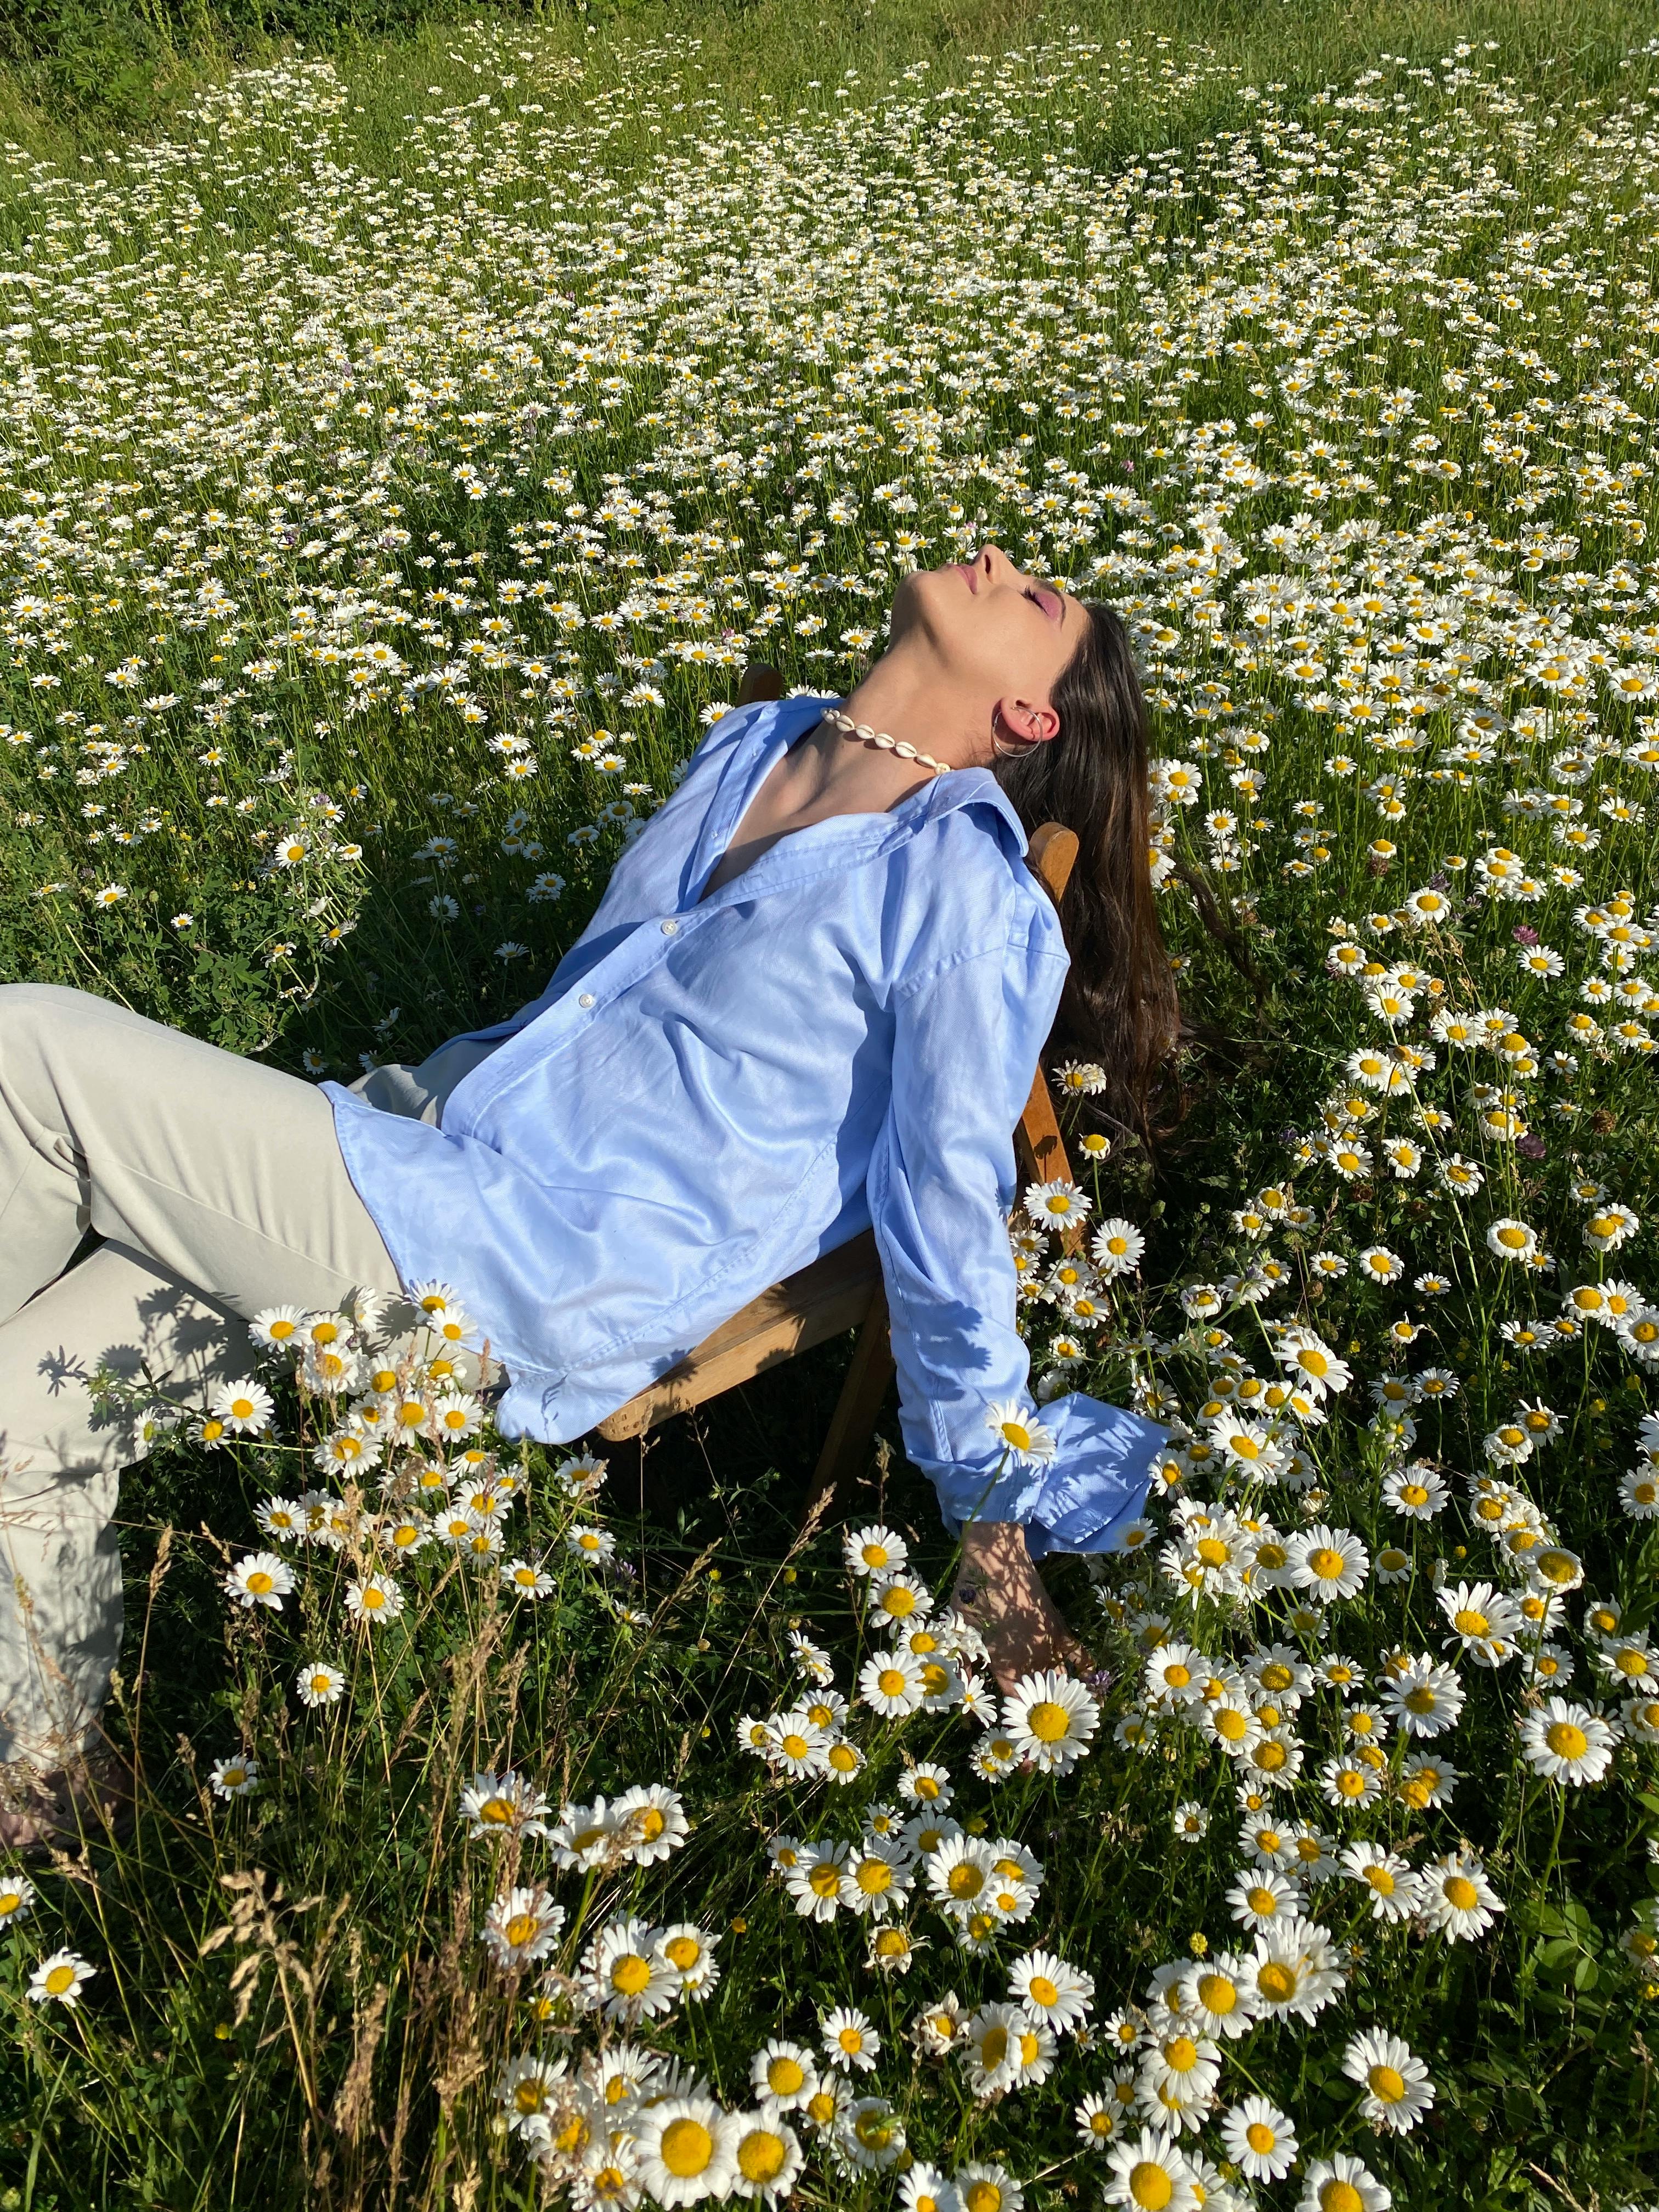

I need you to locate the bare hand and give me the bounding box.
[950,1520,1088,1695]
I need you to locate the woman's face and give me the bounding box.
[888,543,1085,729]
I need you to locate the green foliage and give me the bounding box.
[2,8,1659,2210]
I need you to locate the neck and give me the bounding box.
[836,644,983,773]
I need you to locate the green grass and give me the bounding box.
[1,5,1659,2209]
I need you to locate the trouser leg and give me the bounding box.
[0,982,405,1767]
[0,1244,245,1767]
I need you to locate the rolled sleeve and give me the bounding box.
[867,932,1165,1559]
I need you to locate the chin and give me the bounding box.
[891,561,963,639]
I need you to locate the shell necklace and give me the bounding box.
[820,704,951,778]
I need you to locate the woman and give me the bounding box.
[0,543,1176,1837]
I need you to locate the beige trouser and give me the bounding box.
[0,983,444,1770]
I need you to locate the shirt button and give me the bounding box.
[577,992,596,1008]
[660,918,680,935]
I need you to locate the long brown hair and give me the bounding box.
[993,599,1180,1151]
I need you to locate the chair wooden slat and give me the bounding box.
[591,666,1085,1507]
[596,1232,882,1441]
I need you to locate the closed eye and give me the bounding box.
[1024,585,1062,620]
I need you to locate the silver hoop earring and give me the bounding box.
[991,709,1028,761]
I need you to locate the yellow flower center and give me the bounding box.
[1128,2162,1175,2210]
[737,2130,787,2183]
[1257,1962,1296,2004]
[660,2118,713,2177]
[1246,2121,1277,2154]
[1444,1876,1479,1911]
[504,1913,539,1948]
[1026,1701,1070,1743]
[1545,1720,1589,1760]
[610,1954,652,1996]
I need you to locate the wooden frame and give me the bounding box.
[594,665,1080,1523]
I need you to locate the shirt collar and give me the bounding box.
[755,690,1032,855]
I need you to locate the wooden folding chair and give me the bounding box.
[594,664,1080,1525]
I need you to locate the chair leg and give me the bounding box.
[799,1286,895,1535]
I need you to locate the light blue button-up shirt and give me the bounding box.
[324,691,1161,1556]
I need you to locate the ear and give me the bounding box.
[995,695,1062,746]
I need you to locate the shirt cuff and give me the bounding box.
[927,1392,1166,1561]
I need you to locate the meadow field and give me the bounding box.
[2,5,1659,2207]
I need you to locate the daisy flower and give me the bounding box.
[751,2039,817,2111]
[1340,1843,1422,1922]
[1102,2125,1197,2212]
[785,1841,850,1923]
[208,1378,275,1436]
[1341,2028,1436,2132]
[951,2158,1022,2210]
[613,1782,690,1865]
[1289,1525,1369,1602]
[345,1573,405,1627]
[983,1399,1057,1466]
[500,1556,556,1598]
[1274,1328,1351,1397]
[1517,1697,1616,1784]
[963,2000,1031,2096]
[901,2164,963,2212]
[1091,1218,1146,1276]
[857,1650,928,1719]
[1437,1579,1522,1664]
[1487,1216,1539,1262]
[821,2004,880,2073]
[1008,1946,1094,2034]
[1001,1671,1100,1774]
[1181,1953,1259,2040]
[838,1842,915,1920]
[294,1660,346,1709]
[844,1523,909,1577]
[1226,1870,1302,1933]
[1382,1462,1448,1519]
[1296,2151,1392,2212]
[249,1304,308,1351]
[583,1916,679,2022]
[224,1550,294,1610]
[0,1873,37,1927]
[657,1922,721,2000]
[1380,1654,1465,1738]
[632,2095,737,2208]
[494,2054,563,2138]
[1244,1919,1345,2022]
[1220,2095,1298,2182]
[726,2109,803,2202]
[208,1755,258,1799]
[1421,1850,1504,1939]
[27,1949,96,2008]
[482,1885,566,1971]
[1025,1177,1090,1228]
[459,1770,552,1839]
